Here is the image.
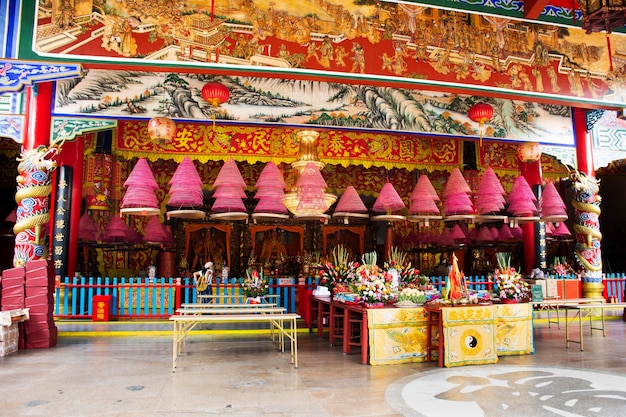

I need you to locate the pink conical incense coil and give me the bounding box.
[496,224,515,241]
[254,162,288,214]
[410,175,440,203]
[443,192,474,216]
[540,181,567,218]
[78,212,99,241]
[443,168,472,198]
[255,197,289,214]
[211,159,248,213]
[475,167,506,215]
[121,158,159,209]
[511,225,524,240]
[255,162,286,190]
[438,227,455,246]
[373,182,406,213]
[212,158,247,189]
[143,216,172,245]
[450,223,467,241]
[409,175,440,215]
[442,169,474,216]
[477,226,495,242]
[212,195,247,212]
[507,176,537,217]
[552,222,572,237]
[168,157,204,207]
[335,186,367,213]
[102,216,133,243]
[126,225,143,244]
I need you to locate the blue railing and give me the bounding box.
[54,276,301,319]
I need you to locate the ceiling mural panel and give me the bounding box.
[55,69,575,145]
[19,1,626,107]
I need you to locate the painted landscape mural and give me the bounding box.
[27,0,626,107]
[55,70,574,145]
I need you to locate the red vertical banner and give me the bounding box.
[85,153,113,210]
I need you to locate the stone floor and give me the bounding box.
[1,312,625,416]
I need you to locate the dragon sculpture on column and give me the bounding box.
[570,170,603,298]
[13,143,61,267]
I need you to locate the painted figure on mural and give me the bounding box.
[58,0,75,29]
[350,42,366,74]
[259,229,287,266]
[317,36,334,68]
[205,228,225,271]
[32,0,621,103]
[190,229,208,272]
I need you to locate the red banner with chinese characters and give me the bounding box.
[115,120,462,172]
[478,141,569,180]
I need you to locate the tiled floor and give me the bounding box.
[1,312,625,416]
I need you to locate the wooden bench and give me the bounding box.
[533,297,605,328]
[564,303,626,350]
[169,312,300,372]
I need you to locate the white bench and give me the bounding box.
[196,294,280,304]
[169,312,300,372]
[181,303,278,309]
[533,297,605,328]
[564,302,626,350]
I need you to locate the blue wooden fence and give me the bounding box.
[54,276,303,319]
[54,274,626,320]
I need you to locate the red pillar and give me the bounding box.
[573,107,594,176]
[55,138,85,279]
[519,159,543,274]
[24,83,54,150]
[384,223,393,262]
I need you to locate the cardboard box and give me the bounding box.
[0,323,19,357]
[546,279,558,298]
[556,279,581,299]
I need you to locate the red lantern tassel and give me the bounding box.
[606,33,613,71]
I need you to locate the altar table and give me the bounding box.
[309,297,534,367]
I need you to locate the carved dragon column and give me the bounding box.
[572,108,603,299]
[13,82,59,267]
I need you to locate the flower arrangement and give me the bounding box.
[240,269,269,298]
[384,247,427,287]
[354,251,396,306]
[551,257,576,277]
[493,252,530,302]
[318,244,359,293]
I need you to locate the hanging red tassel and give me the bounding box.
[607,34,614,72]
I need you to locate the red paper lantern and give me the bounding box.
[201,82,230,107]
[147,117,177,146]
[468,103,494,126]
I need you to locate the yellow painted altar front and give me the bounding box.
[367,303,533,366]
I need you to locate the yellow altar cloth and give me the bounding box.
[367,303,534,367]
[442,305,498,367]
[495,303,534,356]
[368,307,428,366]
